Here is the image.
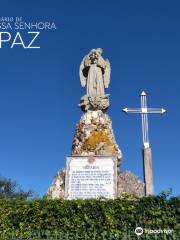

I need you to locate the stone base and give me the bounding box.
[47,169,65,199]
[117,171,145,198]
[79,94,110,112]
[47,108,144,199]
[47,168,144,199]
[71,110,122,166]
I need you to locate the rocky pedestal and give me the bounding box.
[71,110,122,166]
[117,171,144,197]
[47,169,65,199]
[47,109,145,199]
[47,110,144,198]
[48,109,122,199]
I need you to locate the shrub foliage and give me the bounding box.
[0,195,179,239]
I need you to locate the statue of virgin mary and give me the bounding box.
[79,48,111,97]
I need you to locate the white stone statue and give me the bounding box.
[79,48,111,97]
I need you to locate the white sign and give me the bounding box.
[65,156,117,199]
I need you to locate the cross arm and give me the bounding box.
[122,108,166,114]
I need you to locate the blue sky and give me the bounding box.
[0,0,179,196]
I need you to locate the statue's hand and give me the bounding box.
[97,63,104,68]
[81,79,86,87]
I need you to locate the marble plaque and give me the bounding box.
[65,156,117,199]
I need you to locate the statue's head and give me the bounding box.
[96,48,103,55]
[89,48,103,64]
[90,48,103,55]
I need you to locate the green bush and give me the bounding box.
[0,195,179,239]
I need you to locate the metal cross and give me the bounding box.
[123,91,166,148]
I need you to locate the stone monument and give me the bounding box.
[47,48,144,199]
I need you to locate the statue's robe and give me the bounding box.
[85,56,106,97]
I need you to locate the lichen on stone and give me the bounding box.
[82,129,111,151]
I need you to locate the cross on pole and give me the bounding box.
[123,91,166,148]
[122,91,166,195]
